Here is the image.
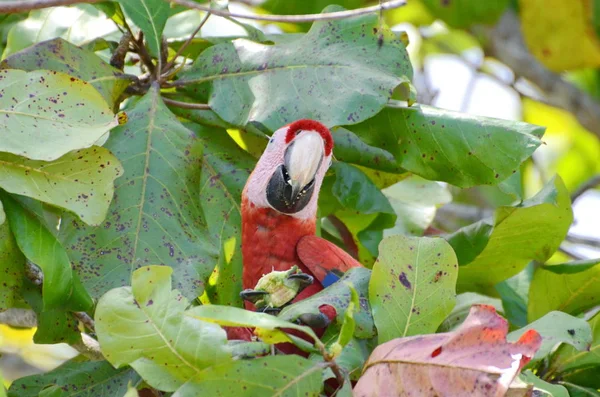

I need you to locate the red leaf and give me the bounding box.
[354,305,541,396]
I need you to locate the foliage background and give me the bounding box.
[0,0,599,395]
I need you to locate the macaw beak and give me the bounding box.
[266,131,324,214]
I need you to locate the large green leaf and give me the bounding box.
[279,267,375,339]
[172,356,324,396]
[421,0,510,28]
[188,122,255,307]
[369,235,458,342]
[0,147,122,226]
[0,207,24,311]
[2,4,119,57]
[2,194,92,311]
[548,313,600,380]
[95,266,231,392]
[529,259,600,321]
[453,176,572,294]
[348,105,545,188]
[0,69,117,161]
[8,358,140,397]
[508,311,592,361]
[495,264,534,328]
[332,127,402,173]
[382,175,452,236]
[61,87,217,301]
[20,278,81,345]
[325,162,397,261]
[178,6,412,131]
[1,38,131,108]
[118,0,169,59]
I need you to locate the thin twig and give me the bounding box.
[0,0,101,13]
[134,32,156,76]
[161,11,211,76]
[327,215,359,259]
[571,174,600,203]
[162,97,211,110]
[165,0,407,23]
[558,246,586,261]
[565,234,600,248]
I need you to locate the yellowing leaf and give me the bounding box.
[520,0,600,71]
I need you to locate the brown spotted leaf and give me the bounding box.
[178,5,412,131]
[0,69,118,161]
[354,305,542,397]
[60,86,218,301]
[369,235,458,343]
[0,147,122,226]
[1,38,131,108]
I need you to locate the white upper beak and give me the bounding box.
[286,131,324,189]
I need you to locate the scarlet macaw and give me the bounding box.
[239,119,363,327]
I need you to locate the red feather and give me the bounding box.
[297,235,362,284]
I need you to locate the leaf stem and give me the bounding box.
[161,11,212,77]
[165,0,407,23]
[571,174,600,203]
[0,0,102,13]
[162,97,211,110]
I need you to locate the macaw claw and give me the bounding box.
[296,312,331,329]
[240,289,269,304]
[258,306,282,315]
[286,272,314,288]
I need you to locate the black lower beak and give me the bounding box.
[266,165,315,214]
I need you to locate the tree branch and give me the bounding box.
[161,11,211,77]
[483,11,600,139]
[165,0,406,23]
[572,174,600,203]
[0,0,102,13]
[162,97,211,110]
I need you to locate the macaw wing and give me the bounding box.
[296,235,362,287]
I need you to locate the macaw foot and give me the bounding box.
[240,269,315,312]
[296,304,337,329]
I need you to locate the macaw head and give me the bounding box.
[243,119,334,220]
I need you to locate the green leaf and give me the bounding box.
[1,38,131,108]
[508,311,592,361]
[519,370,569,397]
[20,278,81,345]
[369,235,458,342]
[382,175,452,236]
[348,105,545,188]
[279,267,375,339]
[0,69,117,161]
[7,358,140,397]
[561,382,600,397]
[331,162,395,216]
[437,292,503,332]
[93,2,127,27]
[332,127,402,173]
[529,259,600,321]
[330,283,359,357]
[2,5,119,57]
[118,0,169,59]
[454,176,572,294]
[61,87,217,301]
[178,6,412,130]
[495,264,534,328]
[2,193,92,311]
[445,220,493,266]
[421,0,510,28]
[327,162,396,259]
[540,258,600,274]
[549,313,600,377]
[0,207,25,311]
[189,122,256,307]
[187,305,319,344]
[0,147,122,226]
[172,356,324,396]
[95,265,230,392]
